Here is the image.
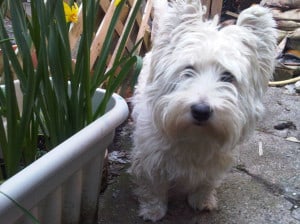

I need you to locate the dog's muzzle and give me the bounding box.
[190,103,213,123]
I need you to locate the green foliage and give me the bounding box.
[0,191,40,223]
[0,0,142,179]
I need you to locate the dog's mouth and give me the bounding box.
[192,120,209,126]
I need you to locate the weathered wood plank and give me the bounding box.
[90,0,116,69]
[69,0,152,70]
[211,0,223,17]
[135,0,152,54]
[108,0,139,69]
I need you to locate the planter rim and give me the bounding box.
[0,88,128,215]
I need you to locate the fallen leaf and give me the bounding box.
[286,137,300,143]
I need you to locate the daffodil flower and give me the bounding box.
[63,2,79,23]
[114,0,122,7]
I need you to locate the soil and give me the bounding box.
[100,118,134,192]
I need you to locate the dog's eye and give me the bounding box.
[183,71,194,78]
[220,72,235,83]
[181,66,195,78]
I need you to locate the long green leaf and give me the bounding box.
[7,1,41,176]
[2,55,20,176]
[0,116,8,168]
[0,38,13,44]
[91,0,127,91]
[0,191,40,224]
[94,55,142,118]
[113,0,143,65]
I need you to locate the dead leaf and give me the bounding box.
[286,137,300,143]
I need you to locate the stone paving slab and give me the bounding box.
[97,87,300,224]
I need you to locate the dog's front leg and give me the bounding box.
[187,184,218,211]
[136,178,168,222]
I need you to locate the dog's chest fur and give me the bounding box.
[161,140,233,189]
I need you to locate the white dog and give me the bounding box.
[129,0,277,222]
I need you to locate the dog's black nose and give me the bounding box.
[190,104,213,122]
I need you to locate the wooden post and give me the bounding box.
[202,0,223,19]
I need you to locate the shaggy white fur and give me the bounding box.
[129,0,277,222]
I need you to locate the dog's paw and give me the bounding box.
[139,201,167,222]
[188,189,218,211]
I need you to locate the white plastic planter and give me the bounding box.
[0,83,129,223]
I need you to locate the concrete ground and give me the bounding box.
[97,86,300,224]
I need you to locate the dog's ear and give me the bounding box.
[151,0,206,44]
[236,5,277,82]
[151,0,168,43]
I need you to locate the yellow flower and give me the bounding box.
[114,0,122,7]
[63,2,79,23]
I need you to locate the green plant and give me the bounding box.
[0,191,40,223]
[0,0,142,179]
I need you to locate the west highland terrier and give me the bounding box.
[129,0,277,222]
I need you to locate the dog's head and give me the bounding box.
[144,0,277,146]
